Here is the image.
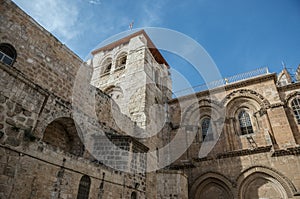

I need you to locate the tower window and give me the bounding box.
[116,53,127,69]
[201,117,212,141]
[0,43,17,66]
[102,58,112,74]
[238,110,254,135]
[104,63,112,73]
[291,98,300,124]
[77,175,91,199]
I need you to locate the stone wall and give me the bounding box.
[1,1,300,199]
[1,0,82,102]
[0,144,147,199]
[156,171,188,199]
[167,73,300,198]
[0,1,151,198]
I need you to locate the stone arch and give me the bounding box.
[225,93,266,139]
[181,99,225,147]
[101,57,113,74]
[284,91,300,105]
[98,53,112,66]
[237,166,297,199]
[190,172,234,199]
[0,43,17,66]
[104,85,123,97]
[181,100,222,141]
[42,117,84,156]
[114,48,128,59]
[221,89,270,109]
[115,51,128,69]
[103,85,124,104]
[182,98,223,126]
[226,96,261,118]
[283,91,300,143]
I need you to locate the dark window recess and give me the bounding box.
[131,192,137,199]
[77,175,91,199]
[238,110,254,135]
[291,98,300,124]
[201,117,213,140]
[0,43,17,66]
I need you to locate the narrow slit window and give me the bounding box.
[201,117,212,140]
[77,175,91,199]
[291,98,300,124]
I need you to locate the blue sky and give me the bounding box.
[12,0,300,93]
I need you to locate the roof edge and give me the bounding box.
[91,29,169,68]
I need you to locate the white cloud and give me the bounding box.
[88,0,101,5]
[13,0,80,41]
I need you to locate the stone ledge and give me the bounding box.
[192,145,273,162]
[272,146,300,157]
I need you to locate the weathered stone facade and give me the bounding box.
[1,0,300,199]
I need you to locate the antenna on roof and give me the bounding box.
[281,61,286,69]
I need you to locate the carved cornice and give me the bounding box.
[169,74,276,104]
[221,89,271,108]
[192,146,272,162]
[272,146,300,157]
[278,82,300,92]
[267,102,285,109]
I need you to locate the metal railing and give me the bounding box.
[173,67,269,97]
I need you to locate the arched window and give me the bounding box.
[102,58,112,74]
[77,175,91,199]
[291,98,300,124]
[201,117,211,140]
[116,52,127,69]
[131,192,137,199]
[0,43,17,66]
[238,110,254,135]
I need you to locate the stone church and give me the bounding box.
[1,0,300,198]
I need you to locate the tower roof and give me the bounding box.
[91,30,169,68]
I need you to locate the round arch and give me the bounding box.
[115,51,128,68]
[42,117,85,156]
[100,57,113,74]
[221,89,270,109]
[0,43,17,66]
[181,98,223,127]
[284,91,300,105]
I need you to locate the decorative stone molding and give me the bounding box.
[268,102,285,109]
[189,171,234,199]
[221,89,270,108]
[198,98,222,108]
[236,165,297,198]
[284,91,300,105]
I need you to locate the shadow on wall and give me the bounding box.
[42,117,85,157]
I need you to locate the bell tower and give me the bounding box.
[91,30,172,133]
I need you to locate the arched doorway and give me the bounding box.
[42,117,84,156]
[239,173,288,199]
[195,179,232,199]
[190,173,234,199]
